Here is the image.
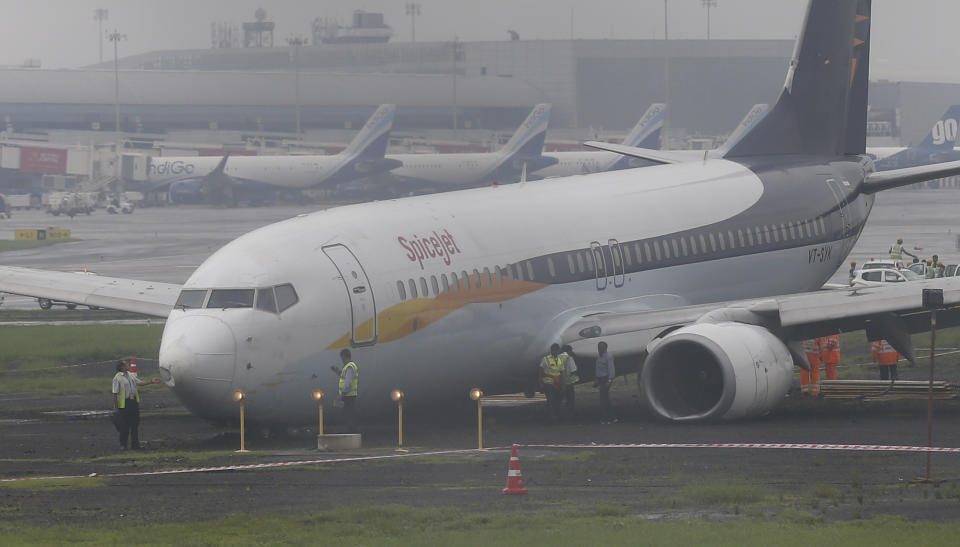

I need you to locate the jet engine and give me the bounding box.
[641,322,794,422]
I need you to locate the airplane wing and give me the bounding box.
[0,266,180,317]
[562,277,960,367]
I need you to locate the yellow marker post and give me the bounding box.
[311,390,325,436]
[469,388,484,449]
[232,390,249,453]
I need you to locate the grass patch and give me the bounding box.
[79,450,250,465]
[0,324,163,394]
[0,477,105,491]
[679,480,769,506]
[2,507,960,545]
[0,238,75,253]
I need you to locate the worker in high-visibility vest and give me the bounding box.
[819,334,841,381]
[872,340,899,381]
[800,339,821,396]
[848,261,857,285]
[539,343,566,420]
[925,259,936,279]
[330,349,359,433]
[889,238,917,261]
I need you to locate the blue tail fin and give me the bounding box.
[342,104,396,160]
[621,103,666,149]
[499,104,552,161]
[725,0,871,158]
[916,105,960,150]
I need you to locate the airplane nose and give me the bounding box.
[159,315,237,420]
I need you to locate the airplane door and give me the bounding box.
[591,241,608,290]
[825,177,851,236]
[322,244,377,346]
[608,239,625,288]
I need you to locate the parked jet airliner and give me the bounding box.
[384,103,554,190]
[146,104,399,204]
[6,0,960,426]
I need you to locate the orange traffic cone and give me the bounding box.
[502,444,528,495]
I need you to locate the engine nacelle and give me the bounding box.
[641,322,794,422]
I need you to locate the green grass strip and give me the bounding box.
[0,506,956,545]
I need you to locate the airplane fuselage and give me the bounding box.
[158,154,874,424]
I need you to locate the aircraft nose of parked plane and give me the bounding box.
[159,314,238,420]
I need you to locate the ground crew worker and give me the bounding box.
[820,334,841,381]
[848,261,857,285]
[594,341,617,424]
[889,238,917,261]
[560,345,579,418]
[925,259,936,279]
[800,339,821,396]
[330,349,359,433]
[539,343,566,421]
[112,359,159,450]
[872,340,899,381]
[937,261,946,278]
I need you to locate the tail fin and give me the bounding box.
[341,104,396,159]
[498,104,552,160]
[915,105,960,150]
[716,104,768,154]
[724,0,871,158]
[621,103,666,149]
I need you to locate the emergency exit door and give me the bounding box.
[322,244,377,346]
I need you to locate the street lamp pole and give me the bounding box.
[451,36,463,138]
[701,0,718,40]
[405,2,421,43]
[107,30,127,134]
[663,0,670,149]
[287,36,306,137]
[93,8,108,64]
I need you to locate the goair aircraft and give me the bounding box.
[146,104,399,204]
[384,103,554,189]
[5,0,960,425]
[535,103,769,179]
[871,104,960,170]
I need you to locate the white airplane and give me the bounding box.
[5,0,960,426]
[384,103,554,189]
[533,103,769,179]
[146,104,399,204]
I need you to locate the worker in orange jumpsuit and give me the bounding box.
[800,339,821,396]
[819,334,841,381]
[872,340,899,381]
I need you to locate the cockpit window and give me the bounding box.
[255,287,277,313]
[275,283,299,312]
[207,289,255,309]
[175,289,207,309]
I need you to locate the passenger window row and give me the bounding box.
[393,215,830,300]
[395,262,531,301]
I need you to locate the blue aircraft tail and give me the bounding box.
[915,105,960,150]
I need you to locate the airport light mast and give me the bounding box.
[663,0,670,149]
[93,8,108,63]
[451,35,464,138]
[701,0,718,40]
[287,36,307,137]
[108,30,126,134]
[405,2,421,43]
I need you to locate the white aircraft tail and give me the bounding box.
[341,104,397,160]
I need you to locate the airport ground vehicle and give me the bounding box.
[106,199,135,214]
[46,192,95,217]
[851,267,923,287]
[860,259,906,271]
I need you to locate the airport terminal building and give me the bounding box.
[0,38,956,146]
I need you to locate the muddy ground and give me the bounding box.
[4,358,960,529]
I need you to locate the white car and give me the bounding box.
[860,259,906,271]
[851,267,922,287]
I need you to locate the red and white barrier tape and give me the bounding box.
[3,441,959,483]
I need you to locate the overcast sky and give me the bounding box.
[0,1,952,82]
